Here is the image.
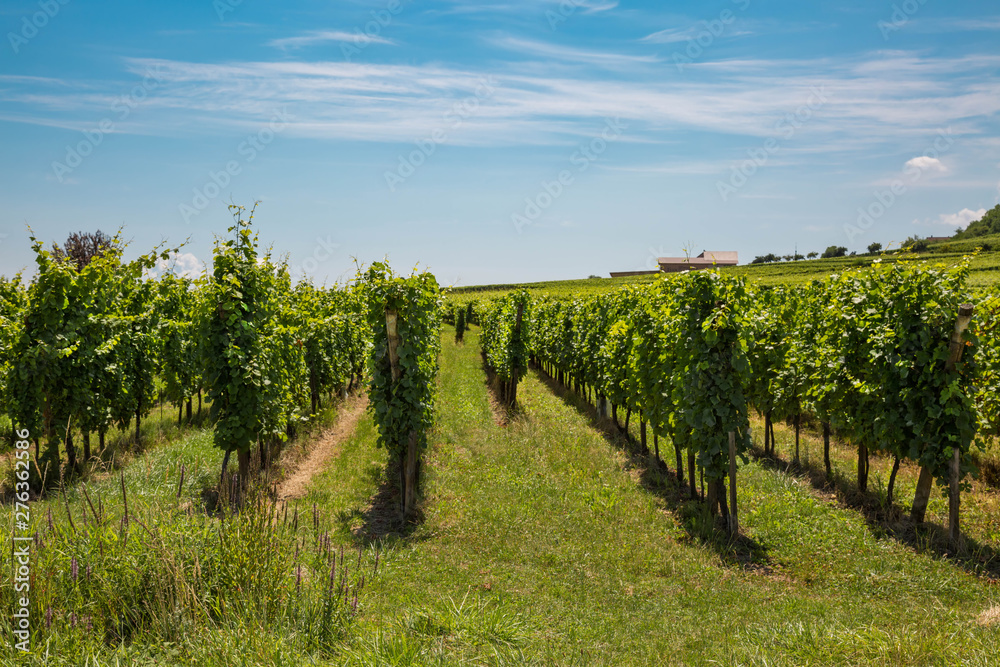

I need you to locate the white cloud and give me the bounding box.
[491,36,659,67]
[153,252,203,278]
[4,50,1000,154]
[904,156,947,173]
[641,26,752,44]
[934,207,986,229]
[582,1,618,13]
[268,30,395,50]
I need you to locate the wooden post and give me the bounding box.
[794,413,800,463]
[858,443,868,492]
[949,446,961,548]
[948,304,974,544]
[511,302,524,407]
[674,439,684,482]
[728,431,738,535]
[404,431,418,518]
[912,303,974,525]
[688,451,696,499]
[764,413,771,454]
[823,421,832,480]
[386,309,415,516]
[386,310,401,382]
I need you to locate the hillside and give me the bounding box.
[451,236,1000,297]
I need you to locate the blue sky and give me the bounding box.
[1,0,999,285]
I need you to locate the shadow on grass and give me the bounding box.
[348,454,428,545]
[528,364,773,572]
[751,443,1000,581]
[479,354,525,428]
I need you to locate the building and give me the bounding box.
[657,250,738,273]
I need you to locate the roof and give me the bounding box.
[697,250,738,262]
[657,250,739,266]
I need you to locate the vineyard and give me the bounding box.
[2,231,1000,664]
[478,259,1000,540]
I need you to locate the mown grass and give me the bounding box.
[6,326,999,664]
[325,326,1000,664]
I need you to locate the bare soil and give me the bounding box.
[278,394,368,499]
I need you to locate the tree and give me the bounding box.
[903,236,929,252]
[807,252,819,259]
[793,253,805,261]
[867,242,883,255]
[52,230,121,271]
[821,246,847,259]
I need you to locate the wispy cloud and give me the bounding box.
[490,36,659,67]
[581,1,618,14]
[908,17,1000,32]
[268,30,395,50]
[2,51,999,161]
[641,26,752,44]
[434,0,617,15]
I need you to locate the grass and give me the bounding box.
[5,325,1000,664]
[334,326,1000,664]
[0,395,214,496]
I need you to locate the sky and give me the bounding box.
[1,0,999,286]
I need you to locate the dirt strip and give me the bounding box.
[278,394,368,499]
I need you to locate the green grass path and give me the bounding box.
[316,327,1000,665]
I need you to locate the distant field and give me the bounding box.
[451,235,1000,298]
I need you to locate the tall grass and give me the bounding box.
[1,476,378,664]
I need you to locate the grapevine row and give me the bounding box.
[476,260,997,536]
